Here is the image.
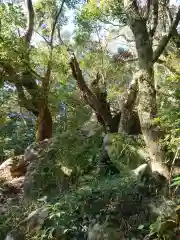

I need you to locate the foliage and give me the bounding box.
[27,174,153,239]
[24,126,102,199]
[172,175,180,188]
[155,53,180,161]
[0,194,31,239]
[105,133,146,171]
[0,87,35,161]
[0,116,34,161]
[149,200,180,240]
[0,3,27,68]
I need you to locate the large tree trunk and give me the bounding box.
[130,18,169,179]
[36,104,53,142]
[137,69,169,179]
[15,75,53,142]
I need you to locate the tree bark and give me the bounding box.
[118,76,140,135]
[36,104,53,142]
[137,69,169,179]
[24,0,35,44]
[16,81,53,142]
[16,72,53,142]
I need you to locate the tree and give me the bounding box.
[0,0,71,142]
[120,0,180,179]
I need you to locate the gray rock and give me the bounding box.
[4,230,24,240]
[87,223,104,240]
[18,206,49,230]
[24,139,51,163]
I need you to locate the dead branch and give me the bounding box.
[70,54,113,131]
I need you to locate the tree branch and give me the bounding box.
[15,83,39,116]
[144,0,151,20]
[57,27,64,45]
[35,30,50,45]
[123,0,141,19]
[24,0,35,45]
[124,76,138,109]
[0,60,41,110]
[0,61,19,84]
[70,54,95,100]
[22,60,45,80]
[101,19,123,27]
[166,6,173,26]
[49,0,66,47]
[44,0,66,93]
[0,59,44,83]
[149,0,159,38]
[111,33,135,42]
[95,26,105,82]
[166,6,180,48]
[153,6,180,63]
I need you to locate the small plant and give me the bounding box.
[148,199,180,240]
[149,215,177,239]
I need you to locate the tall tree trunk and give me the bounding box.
[137,69,169,178]
[130,19,169,179]
[123,0,180,180]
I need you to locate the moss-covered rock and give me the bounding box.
[103,133,148,171]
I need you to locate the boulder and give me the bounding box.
[87,222,127,240]
[23,139,52,198]
[0,155,26,196]
[3,176,25,194]
[23,138,77,198]
[0,155,26,182]
[24,139,51,163]
[87,223,104,240]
